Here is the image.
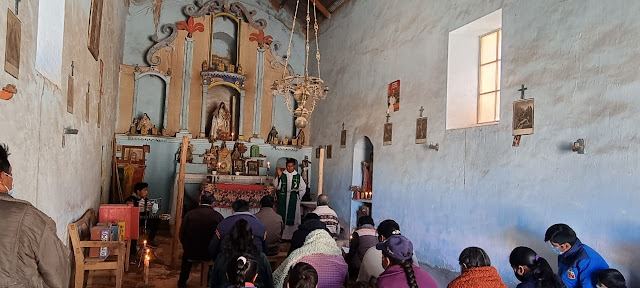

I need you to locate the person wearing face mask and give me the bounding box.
[274,158,307,240]
[0,144,71,287]
[596,269,627,288]
[509,246,566,288]
[376,235,437,288]
[544,224,609,288]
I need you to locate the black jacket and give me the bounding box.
[288,219,329,255]
[179,205,224,260]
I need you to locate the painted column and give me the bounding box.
[239,90,245,139]
[200,84,208,138]
[252,48,266,138]
[179,38,195,134]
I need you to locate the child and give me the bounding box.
[597,269,627,288]
[227,255,259,288]
[509,246,566,288]
[285,262,318,288]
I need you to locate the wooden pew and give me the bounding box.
[68,209,126,288]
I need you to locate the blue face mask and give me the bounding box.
[550,242,564,255]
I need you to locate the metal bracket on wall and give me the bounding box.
[428,143,439,152]
[572,139,585,154]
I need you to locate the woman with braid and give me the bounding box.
[226,254,259,288]
[376,235,437,288]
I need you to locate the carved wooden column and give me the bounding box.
[252,48,266,138]
[178,38,195,136]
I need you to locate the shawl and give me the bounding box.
[447,266,508,288]
[272,229,342,287]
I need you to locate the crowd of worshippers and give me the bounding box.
[0,143,629,288]
[177,190,628,288]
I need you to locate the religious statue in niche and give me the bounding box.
[137,113,153,135]
[267,126,278,144]
[218,143,232,174]
[210,102,231,141]
[362,152,373,193]
[296,129,306,146]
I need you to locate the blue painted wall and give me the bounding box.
[311,0,640,287]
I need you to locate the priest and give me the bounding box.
[274,158,307,240]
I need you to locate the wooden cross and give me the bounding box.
[15,0,20,15]
[71,61,75,77]
[518,84,528,99]
[386,113,390,123]
[419,106,424,117]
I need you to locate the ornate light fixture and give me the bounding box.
[272,0,329,129]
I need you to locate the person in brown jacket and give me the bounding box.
[448,247,508,288]
[0,144,71,287]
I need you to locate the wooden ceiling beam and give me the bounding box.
[311,0,331,19]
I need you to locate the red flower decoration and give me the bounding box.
[177,17,205,38]
[249,30,273,49]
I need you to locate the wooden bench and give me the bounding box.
[68,209,126,288]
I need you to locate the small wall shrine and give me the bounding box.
[114,1,312,219]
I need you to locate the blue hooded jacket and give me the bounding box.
[557,239,609,288]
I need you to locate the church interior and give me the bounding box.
[0,0,639,287]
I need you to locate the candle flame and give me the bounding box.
[145,255,150,261]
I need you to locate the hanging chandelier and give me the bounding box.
[272,0,329,129]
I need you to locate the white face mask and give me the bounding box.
[2,172,13,196]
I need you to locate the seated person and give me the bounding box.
[225,254,259,288]
[274,229,348,288]
[285,262,319,288]
[312,194,340,237]
[209,200,267,260]
[346,216,378,276]
[447,247,507,288]
[178,192,224,287]
[509,246,565,288]
[211,220,273,288]
[597,269,627,288]
[288,213,328,255]
[544,224,609,288]
[125,182,160,255]
[376,235,438,288]
[357,220,418,283]
[254,195,283,256]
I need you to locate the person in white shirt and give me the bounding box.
[273,158,307,240]
[312,194,340,237]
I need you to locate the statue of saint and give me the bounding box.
[267,126,278,144]
[362,153,373,192]
[296,129,306,146]
[210,102,231,141]
[129,119,139,135]
[137,113,153,135]
[300,156,311,186]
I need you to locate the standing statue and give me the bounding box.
[137,113,153,135]
[362,153,373,192]
[300,156,311,187]
[296,129,306,146]
[267,126,278,144]
[210,102,231,141]
[129,119,139,135]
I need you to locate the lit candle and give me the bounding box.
[267,162,271,169]
[231,132,235,140]
[144,254,150,284]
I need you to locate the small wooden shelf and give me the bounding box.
[352,199,372,203]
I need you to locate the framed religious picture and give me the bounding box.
[383,123,393,146]
[247,161,259,176]
[4,9,21,79]
[257,159,264,167]
[88,0,103,60]
[387,80,400,113]
[340,129,347,148]
[513,98,534,136]
[416,117,428,144]
[316,146,322,159]
[143,145,151,153]
[326,145,332,159]
[122,146,145,166]
[233,159,245,175]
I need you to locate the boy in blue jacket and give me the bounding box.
[545,224,609,288]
